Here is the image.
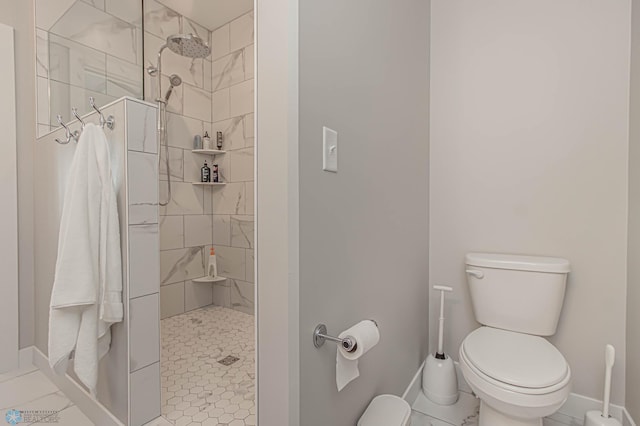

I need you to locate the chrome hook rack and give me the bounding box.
[52,98,116,144]
[72,107,85,129]
[90,97,115,130]
[54,114,80,145]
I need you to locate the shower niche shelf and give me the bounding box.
[193,276,228,283]
[191,182,226,186]
[192,149,226,155]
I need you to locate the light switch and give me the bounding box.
[323,126,338,173]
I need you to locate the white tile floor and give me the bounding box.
[411,390,479,425]
[0,369,93,425]
[0,322,586,426]
[0,305,255,426]
[410,388,585,426]
[160,305,255,426]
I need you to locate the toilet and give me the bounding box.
[459,253,572,426]
[358,394,412,426]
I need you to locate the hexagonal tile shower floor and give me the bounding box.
[160,305,255,426]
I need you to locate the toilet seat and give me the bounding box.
[461,327,570,393]
[459,327,572,422]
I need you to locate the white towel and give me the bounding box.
[48,123,123,396]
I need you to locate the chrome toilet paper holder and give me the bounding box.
[313,321,378,351]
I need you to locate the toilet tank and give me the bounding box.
[465,253,570,336]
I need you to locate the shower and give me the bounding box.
[147,33,212,205]
[164,74,182,103]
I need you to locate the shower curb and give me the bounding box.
[31,346,124,426]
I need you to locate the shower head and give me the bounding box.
[166,33,211,59]
[164,74,182,102]
[168,74,182,87]
[152,34,209,105]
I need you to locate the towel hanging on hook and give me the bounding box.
[54,114,80,145]
[53,98,116,145]
[89,97,115,130]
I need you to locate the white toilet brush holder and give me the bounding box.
[422,285,459,406]
[584,345,622,426]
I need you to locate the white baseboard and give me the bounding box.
[554,392,626,423]
[18,347,33,368]
[0,347,38,383]
[401,359,425,404]
[30,346,123,426]
[405,360,637,426]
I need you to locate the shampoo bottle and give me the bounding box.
[201,161,211,182]
[212,164,219,183]
[208,247,218,278]
[216,131,223,150]
[193,134,202,149]
[203,131,212,149]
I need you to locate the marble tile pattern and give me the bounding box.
[131,362,162,426]
[129,224,161,298]
[128,99,158,154]
[161,282,186,320]
[0,369,94,425]
[144,0,215,320]
[410,389,586,426]
[35,0,143,136]
[160,306,256,426]
[144,2,255,318]
[126,99,162,426]
[128,152,159,225]
[130,294,161,372]
[208,11,255,315]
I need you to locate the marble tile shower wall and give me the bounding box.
[35,0,143,137]
[209,11,255,316]
[144,2,255,318]
[143,0,212,320]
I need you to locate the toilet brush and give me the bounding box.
[422,285,459,405]
[584,345,621,426]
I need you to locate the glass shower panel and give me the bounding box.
[35,0,144,137]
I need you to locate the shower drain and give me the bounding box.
[218,355,240,366]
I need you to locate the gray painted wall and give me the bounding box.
[430,0,631,404]
[0,0,36,350]
[298,1,430,424]
[628,0,640,420]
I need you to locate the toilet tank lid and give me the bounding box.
[465,253,570,273]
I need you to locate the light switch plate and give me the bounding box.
[323,126,338,172]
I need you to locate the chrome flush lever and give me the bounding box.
[466,269,484,279]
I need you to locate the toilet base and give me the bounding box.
[479,401,542,426]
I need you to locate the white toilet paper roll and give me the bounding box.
[336,320,380,391]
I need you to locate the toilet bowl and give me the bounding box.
[461,253,572,426]
[459,327,571,425]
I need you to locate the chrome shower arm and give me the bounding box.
[155,44,168,105]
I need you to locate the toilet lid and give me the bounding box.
[357,395,411,426]
[462,327,569,389]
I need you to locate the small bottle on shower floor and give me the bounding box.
[208,247,218,278]
[201,161,211,182]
